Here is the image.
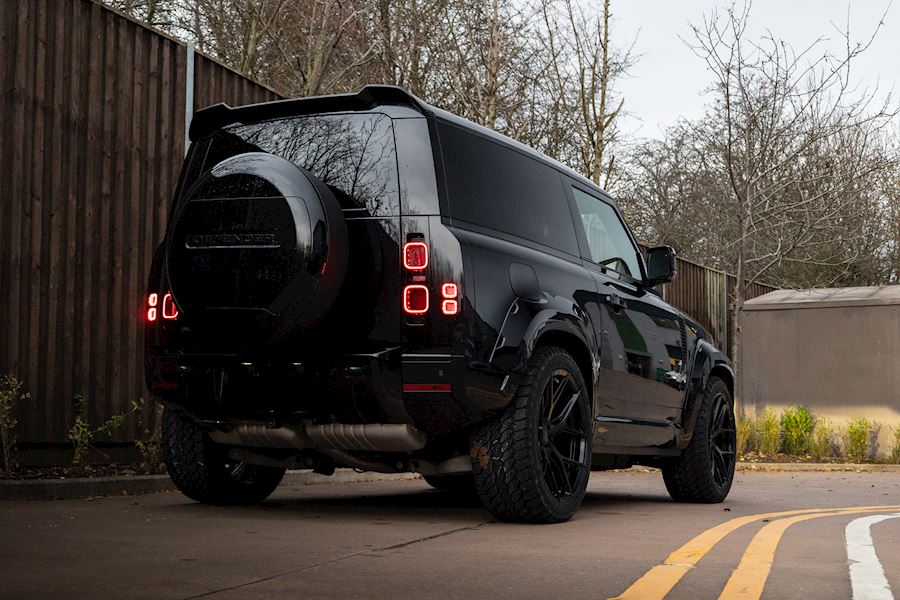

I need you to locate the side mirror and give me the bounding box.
[646,245,677,286]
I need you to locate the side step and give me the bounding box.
[209,422,428,453]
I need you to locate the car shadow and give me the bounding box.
[155,480,675,524]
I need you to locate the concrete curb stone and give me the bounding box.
[736,462,900,473]
[0,469,421,501]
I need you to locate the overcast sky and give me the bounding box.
[610,0,899,138]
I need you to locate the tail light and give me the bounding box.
[441,282,459,315]
[146,291,178,322]
[401,237,459,317]
[404,284,429,314]
[403,241,428,270]
[162,292,179,320]
[146,293,159,322]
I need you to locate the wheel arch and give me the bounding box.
[679,339,733,447]
[709,362,735,400]
[530,326,595,403]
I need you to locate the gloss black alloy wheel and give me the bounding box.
[662,375,736,503]
[708,390,736,488]
[471,346,593,523]
[538,369,590,500]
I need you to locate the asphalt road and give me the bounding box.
[3,470,900,600]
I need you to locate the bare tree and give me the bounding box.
[617,123,735,265]
[542,0,635,188]
[437,0,536,129]
[104,0,179,29]
[372,0,449,95]
[686,2,897,386]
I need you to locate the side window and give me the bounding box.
[572,187,642,279]
[438,122,579,256]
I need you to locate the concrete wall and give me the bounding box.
[740,303,900,459]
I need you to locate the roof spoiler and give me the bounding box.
[189,84,430,141]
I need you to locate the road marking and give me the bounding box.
[846,513,900,600]
[610,505,900,600]
[719,508,900,600]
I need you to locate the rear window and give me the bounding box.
[438,122,578,255]
[193,113,400,217]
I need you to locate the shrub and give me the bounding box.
[131,398,163,474]
[0,375,30,476]
[810,417,835,461]
[890,426,900,464]
[736,414,755,456]
[757,408,781,456]
[780,406,815,456]
[69,394,125,472]
[844,417,873,463]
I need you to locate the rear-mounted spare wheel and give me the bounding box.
[166,152,348,349]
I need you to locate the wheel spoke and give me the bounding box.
[547,374,570,419]
[549,392,581,434]
[546,445,569,495]
[538,369,589,500]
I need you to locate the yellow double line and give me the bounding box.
[610,504,900,600]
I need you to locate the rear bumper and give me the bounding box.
[145,350,507,437]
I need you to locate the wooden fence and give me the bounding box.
[1,0,776,451]
[0,0,281,449]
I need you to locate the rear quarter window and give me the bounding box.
[437,122,578,256]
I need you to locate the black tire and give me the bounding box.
[470,347,592,523]
[162,407,285,505]
[662,376,736,503]
[423,474,476,495]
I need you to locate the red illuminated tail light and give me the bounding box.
[162,292,178,320]
[147,291,178,322]
[440,282,459,315]
[403,241,428,270]
[146,293,158,322]
[403,284,429,314]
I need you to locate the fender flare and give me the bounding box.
[679,339,734,447]
[491,296,598,401]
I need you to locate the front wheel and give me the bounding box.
[162,407,285,505]
[662,376,736,503]
[470,347,593,523]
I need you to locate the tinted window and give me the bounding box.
[438,122,578,255]
[201,113,399,216]
[573,187,642,279]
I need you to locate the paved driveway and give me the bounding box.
[3,470,900,599]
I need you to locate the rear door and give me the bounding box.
[567,182,687,449]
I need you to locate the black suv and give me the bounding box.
[145,85,736,523]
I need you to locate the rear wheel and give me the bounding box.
[662,376,735,502]
[162,407,285,505]
[470,347,592,523]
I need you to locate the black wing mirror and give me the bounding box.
[646,245,677,286]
